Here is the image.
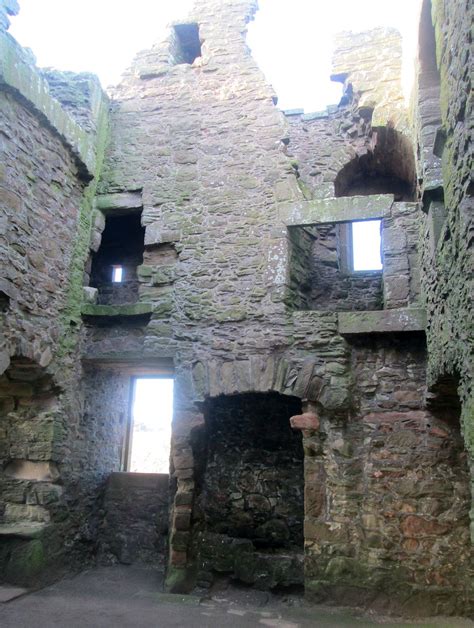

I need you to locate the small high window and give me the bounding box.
[112,266,123,283]
[171,23,201,65]
[90,212,145,305]
[351,220,382,272]
[287,221,383,312]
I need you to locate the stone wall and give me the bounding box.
[81,0,472,613]
[301,335,472,615]
[0,11,111,584]
[99,472,169,565]
[193,393,304,589]
[416,0,473,500]
[1,0,472,616]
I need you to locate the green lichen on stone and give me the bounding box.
[0,32,97,174]
[57,92,109,359]
[164,566,195,594]
[338,308,427,335]
[6,539,45,583]
[81,303,153,317]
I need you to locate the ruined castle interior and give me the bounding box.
[0,0,472,618]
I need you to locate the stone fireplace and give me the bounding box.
[191,392,304,590]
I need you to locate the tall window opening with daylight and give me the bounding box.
[126,377,174,474]
[351,220,382,271]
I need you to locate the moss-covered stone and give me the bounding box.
[81,303,153,317]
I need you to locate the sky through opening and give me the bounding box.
[9,0,421,111]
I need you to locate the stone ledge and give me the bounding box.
[108,471,169,490]
[338,308,426,335]
[280,194,393,227]
[0,522,48,539]
[81,303,153,317]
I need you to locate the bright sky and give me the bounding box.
[352,221,382,271]
[9,0,421,111]
[130,378,174,473]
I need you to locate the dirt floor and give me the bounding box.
[0,565,472,628]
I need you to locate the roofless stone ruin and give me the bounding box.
[0,0,472,617]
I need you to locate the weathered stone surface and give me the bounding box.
[338,308,427,335]
[280,194,393,227]
[1,0,472,616]
[95,191,143,213]
[98,472,169,565]
[81,303,153,317]
[331,28,407,130]
[0,585,27,602]
[0,30,105,176]
[290,412,320,431]
[82,287,98,305]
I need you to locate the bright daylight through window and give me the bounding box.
[112,266,123,283]
[128,378,174,473]
[351,220,382,271]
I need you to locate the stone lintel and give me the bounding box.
[82,356,175,372]
[107,471,169,491]
[301,110,329,121]
[81,302,153,317]
[0,31,103,178]
[280,194,393,227]
[95,191,143,214]
[0,522,48,539]
[338,308,426,335]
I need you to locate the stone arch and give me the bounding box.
[189,355,350,415]
[334,127,416,200]
[1,337,55,380]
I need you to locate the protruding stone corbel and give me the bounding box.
[290,412,320,432]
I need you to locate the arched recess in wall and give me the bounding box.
[0,358,62,584]
[334,127,416,201]
[331,127,418,310]
[189,391,305,590]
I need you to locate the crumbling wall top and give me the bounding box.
[0,0,19,31]
[331,27,407,130]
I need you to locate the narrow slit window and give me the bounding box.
[127,377,174,473]
[112,265,123,283]
[351,220,382,271]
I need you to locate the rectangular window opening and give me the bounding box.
[351,219,383,272]
[172,23,201,64]
[126,377,174,474]
[112,265,123,283]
